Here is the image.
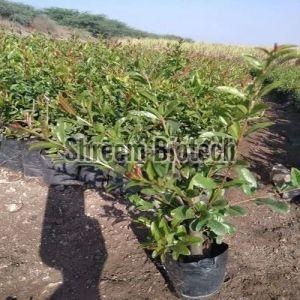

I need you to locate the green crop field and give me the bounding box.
[0,33,250,136]
[0,33,299,138]
[1,33,299,260]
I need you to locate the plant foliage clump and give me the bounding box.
[268,64,300,100]
[1,32,300,262]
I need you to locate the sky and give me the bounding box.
[12,0,300,46]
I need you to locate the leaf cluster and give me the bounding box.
[1,36,299,261]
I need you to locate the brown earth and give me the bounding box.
[0,99,299,300]
[0,16,91,40]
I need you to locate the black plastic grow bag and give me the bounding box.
[41,154,81,185]
[0,138,25,171]
[164,243,228,299]
[78,166,112,188]
[78,166,124,189]
[22,146,44,177]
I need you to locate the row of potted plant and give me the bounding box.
[1,36,300,298]
[0,34,248,137]
[24,45,300,298]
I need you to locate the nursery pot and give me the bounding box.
[22,142,44,177]
[41,152,80,185]
[79,166,111,188]
[164,243,228,299]
[79,166,124,189]
[0,138,25,171]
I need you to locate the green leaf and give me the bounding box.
[208,220,227,236]
[171,206,195,226]
[227,205,247,216]
[193,201,208,213]
[222,222,237,234]
[216,86,246,99]
[138,216,151,227]
[211,199,228,210]
[199,131,233,139]
[165,101,181,116]
[139,90,157,103]
[181,167,191,179]
[189,173,217,190]
[250,103,269,115]
[159,218,171,235]
[176,225,187,236]
[166,120,180,135]
[166,233,175,245]
[150,221,162,241]
[291,168,300,187]
[229,122,241,140]
[242,184,254,196]
[237,105,248,114]
[129,110,159,121]
[171,244,190,259]
[151,250,159,259]
[179,235,204,245]
[172,250,180,261]
[246,122,273,135]
[191,217,209,231]
[223,179,245,188]
[153,161,170,177]
[76,116,93,127]
[254,198,290,214]
[145,160,156,180]
[129,72,148,84]
[141,188,157,196]
[129,195,154,211]
[259,81,283,98]
[55,120,67,145]
[243,54,263,70]
[29,141,58,151]
[238,167,257,189]
[219,116,228,126]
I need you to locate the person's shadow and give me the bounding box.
[40,185,107,300]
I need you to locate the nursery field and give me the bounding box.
[0,33,300,299]
[0,101,299,299]
[0,33,251,137]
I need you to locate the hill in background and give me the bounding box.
[0,0,185,40]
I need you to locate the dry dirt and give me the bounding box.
[0,99,299,300]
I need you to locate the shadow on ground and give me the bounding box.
[40,185,107,300]
[97,190,178,297]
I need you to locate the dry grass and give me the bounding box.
[117,38,261,59]
[0,17,31,35]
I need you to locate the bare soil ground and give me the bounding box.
[0,99,299,300]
